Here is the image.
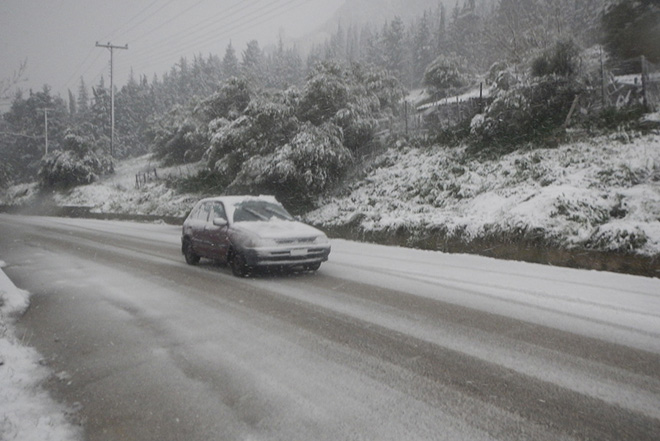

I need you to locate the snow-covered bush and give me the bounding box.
[531,40,581,78]
[230,123,351,209]
[38,132,112,189]
[423,55,471,96]
[195,77,252,121]
[297,62,399,153]
[153,123,207,166]
[470,75,582,152]
[206,96,300,180]
[297,62,351,125]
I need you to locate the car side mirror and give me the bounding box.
[213,217,228,227]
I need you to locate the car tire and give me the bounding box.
[230,251,251,277]
[183,240,200,265]
[304,262,321,272]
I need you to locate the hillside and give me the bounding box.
[304,129,660,275]
[2,125,659,276]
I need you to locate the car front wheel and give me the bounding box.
[230,251,251,277]
[304,262,321,272]
[183,239,200,265]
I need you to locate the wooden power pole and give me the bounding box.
[96,41,128,159]
[38,107,53,156]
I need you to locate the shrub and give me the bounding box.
[196,77,252,121]
[423,55,470,95]
[38,132,112,189]
[153,123,207,166]
[469,76,582,153]
[531,40,581,78]
[229,123,351,209]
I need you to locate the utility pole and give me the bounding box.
[96,41,128,158]
[38,107,53,156]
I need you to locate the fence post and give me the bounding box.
[641,55,649,111]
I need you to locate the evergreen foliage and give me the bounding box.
[602,0,660,63]
[38,132,112,189]
[0,0,638,195]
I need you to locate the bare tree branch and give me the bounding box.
[0,59,28,101]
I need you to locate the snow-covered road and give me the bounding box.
[1,214,659,440]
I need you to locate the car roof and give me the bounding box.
[195,195,282,222]
[197,195,279,206]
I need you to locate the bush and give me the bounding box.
[170,169,228,194]
[423,55,470,95]
[196,77,252,121]
[38,132,112,189]
[229,123,352,209]
[153,123,207,166]
[469,76,582,153]
[531,40,581,78]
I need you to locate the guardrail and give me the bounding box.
[0,204,184,225]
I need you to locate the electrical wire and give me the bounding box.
[124,0,310,73]
[98,0,162,43]
[125,0,263,59]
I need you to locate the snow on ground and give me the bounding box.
[51,154,203,217]
[0,261,81,441]
[307,132,660,256]
[0,154,203,218]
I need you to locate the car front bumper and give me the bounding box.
[242,245,331,267]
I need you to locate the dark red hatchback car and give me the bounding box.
[181,195,331,276]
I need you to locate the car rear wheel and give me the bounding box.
[183,240,200,265]
[230,251,251,277]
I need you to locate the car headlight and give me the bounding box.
[313,234,329,245]
[244,236,277,248]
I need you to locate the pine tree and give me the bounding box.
[242,40,266,84]
[68,89,77,116]
[76,77,90,116]
[222,42,240,79]
[382,17,409,85]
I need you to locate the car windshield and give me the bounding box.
[232,200,293,222]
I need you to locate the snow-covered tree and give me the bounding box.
[38,131,112,189]
[241,40,266,85]
[602,0,660,63]
[230,122,351,208]
[222,42,240,79]
[423,54,470,95]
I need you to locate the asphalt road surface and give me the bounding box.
[1,214,659,441]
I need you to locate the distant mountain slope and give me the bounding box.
[296,0,451,51]
[329,0,446,27]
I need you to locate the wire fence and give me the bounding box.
[606,56,659,112]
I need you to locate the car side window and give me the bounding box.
[196,203,212,222]
[211,202,227,221]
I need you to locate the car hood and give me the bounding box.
[232,220,324,240]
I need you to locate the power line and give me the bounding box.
[124,0,310,73]
[62,0,174,93]
[124,0,211,45]
[98,0,162,42]
[125,0,262,60]
[61,47,104,92]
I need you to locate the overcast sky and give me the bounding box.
[0,0,345,102]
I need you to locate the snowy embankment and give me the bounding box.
[0,262,81,440]
[306,132,660,263]
[1,154,200,219]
